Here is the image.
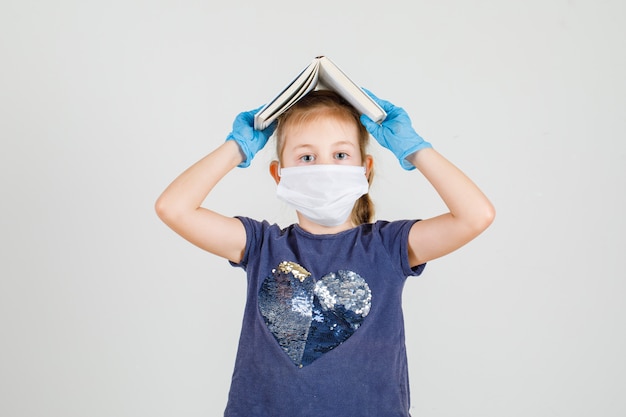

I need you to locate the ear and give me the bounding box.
[269,160,281,184]
[363,154,374,179]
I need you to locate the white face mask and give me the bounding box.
[276,165,369,227]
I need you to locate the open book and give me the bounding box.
[254,56,387,130]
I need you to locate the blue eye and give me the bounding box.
[335,152,349,160]
[300,154,315,163]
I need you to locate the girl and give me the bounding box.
[155,89,495,416]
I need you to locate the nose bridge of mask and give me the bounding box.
[278,163,367,178]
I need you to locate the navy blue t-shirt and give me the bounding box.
[225,217,425,417]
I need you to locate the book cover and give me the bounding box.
[254,56,386,130]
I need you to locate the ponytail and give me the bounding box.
[351,165,375,225]
[351,193,375,225]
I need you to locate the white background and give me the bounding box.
[1,0,625,416]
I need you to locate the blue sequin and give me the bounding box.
[259,263,372,367]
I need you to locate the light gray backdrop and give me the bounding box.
[1,0,624,416]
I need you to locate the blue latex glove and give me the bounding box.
[225,106,277,168]
[360,89,432,170]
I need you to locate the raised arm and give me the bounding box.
[155,108,275,263]
[360,90,495,266]
[404,148,495,265]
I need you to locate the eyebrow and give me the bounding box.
[332,140,358,148]
[291,140,357,151]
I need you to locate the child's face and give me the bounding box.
[280,115,364,168]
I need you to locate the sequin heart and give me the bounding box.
[259,261,372,367]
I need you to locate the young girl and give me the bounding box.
[156,89,495,416]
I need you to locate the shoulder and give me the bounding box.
[368,219,419,238]
[234,216,297,259]
[236,216,294,237]
[369,219,425,276]
[231,217,294,269]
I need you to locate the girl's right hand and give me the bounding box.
[226,106,277,168]
[359,89,432,171]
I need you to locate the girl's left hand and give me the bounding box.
[360,89,432,170]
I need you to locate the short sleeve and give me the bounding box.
[375,219,426,278]
[228,216,267,270]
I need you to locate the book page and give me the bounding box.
[254,56,386,130]
[317,57,386,123]
[254,59,320,130]
[264,70,318,124]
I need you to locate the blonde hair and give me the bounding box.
[275,90,375,225]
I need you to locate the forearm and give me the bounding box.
[155,140,243,219]
[408,148,495,232]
